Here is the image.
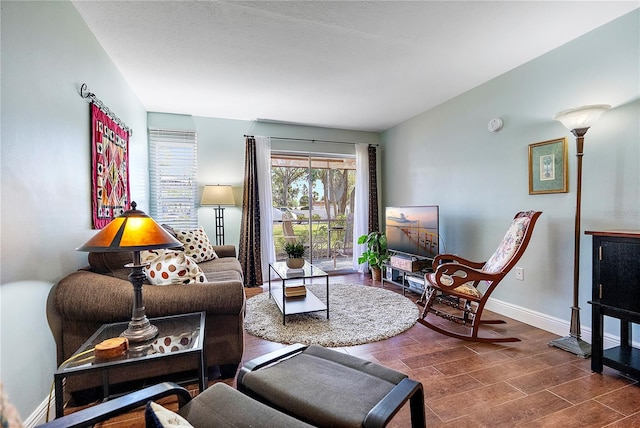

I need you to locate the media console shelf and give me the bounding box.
[382,253,433,296]
[586,230,640,380]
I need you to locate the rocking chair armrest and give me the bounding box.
[433,254,485,270]
[432,263,502,291]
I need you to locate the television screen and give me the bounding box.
[385,206,439,259]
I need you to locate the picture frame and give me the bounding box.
[528,137,568,194]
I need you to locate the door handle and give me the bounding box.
[599,284,603,299]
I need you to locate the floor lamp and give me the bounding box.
[201,184,236,245]
[549,104,611,358]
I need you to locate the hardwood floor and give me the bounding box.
[86,273,640,427]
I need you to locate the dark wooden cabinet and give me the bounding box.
[586,230,640,380]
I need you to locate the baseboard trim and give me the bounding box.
[23,390,55,428]
[485,297,635,350]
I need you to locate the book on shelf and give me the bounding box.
[284,285,307,297]
[286,268,305,277]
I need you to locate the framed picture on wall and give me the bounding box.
[528,137,568,194]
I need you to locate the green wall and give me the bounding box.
[381,10,639,341]
[1,1,147,419]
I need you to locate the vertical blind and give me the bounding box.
[148,129,198,230]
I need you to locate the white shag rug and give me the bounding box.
[244,283,419,347]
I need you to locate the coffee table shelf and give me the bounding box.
[269,261,329,325]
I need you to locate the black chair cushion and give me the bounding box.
[240,345,408,427]
[179,383,313,427]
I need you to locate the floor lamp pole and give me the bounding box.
[214,205,225,245]
[549,104,610,357]
[549,128,592,358]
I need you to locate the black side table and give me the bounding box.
[54,311,206,418]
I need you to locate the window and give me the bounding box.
[148,129,198,229]
[271,152,357,272]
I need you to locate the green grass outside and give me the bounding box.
[272,220,347,258]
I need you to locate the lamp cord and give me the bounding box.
[46,348,95,422]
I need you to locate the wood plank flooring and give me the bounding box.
[77,273,640,427]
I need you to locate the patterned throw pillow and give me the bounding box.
[144,251,207,285]
[145,401,193,428]
[151,333,194,354]
[174,227,218,263]
[141,249,165,263]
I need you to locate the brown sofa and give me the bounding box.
[46,244,245,397]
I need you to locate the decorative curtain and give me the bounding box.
[91,102,130,229]
[255,136,276,281]
[238,136,263,287]
[368,145,379,233]
[353,143,370,272]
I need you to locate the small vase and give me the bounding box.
[286,258,304,269]
[371,267,382,281]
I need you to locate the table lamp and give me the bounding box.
[200,184,235,245]
[77,201,182,342]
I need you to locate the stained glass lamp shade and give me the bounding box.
[77,202,181,342]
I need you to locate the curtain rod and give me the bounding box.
[80,83,133,136]
[244,135,378,147]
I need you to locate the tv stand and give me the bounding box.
[382,258,433,296]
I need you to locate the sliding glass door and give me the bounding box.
[271,153,356,272]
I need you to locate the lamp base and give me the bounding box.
[121,316,158,343]
[214,206,225,246]
[549,335,591,358]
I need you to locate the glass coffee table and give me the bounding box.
[54,312,205,418]
[268,261,329,325]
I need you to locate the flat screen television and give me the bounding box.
[385,205,439,259]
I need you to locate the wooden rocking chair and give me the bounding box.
[417,211,542,343]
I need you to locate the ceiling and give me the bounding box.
[72,1,638,133]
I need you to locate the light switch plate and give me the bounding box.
[515,267,524,281]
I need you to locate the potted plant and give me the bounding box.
[357,231,390,281]
[284,241,306,269]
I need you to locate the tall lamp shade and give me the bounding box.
[78,202,181,342]
[201,185,235,245]
[549,104,610,357]
[553,104,611,131]
[201,185,236,206]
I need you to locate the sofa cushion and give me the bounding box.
[88,252,134,281]
[161,223,178,238]
[145,250,208,285]
[202,270,243,283]
[199,257,243,278]
[211,244,237,259]
[175,227,218,263]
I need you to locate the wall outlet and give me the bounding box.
[515,267,524,281]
